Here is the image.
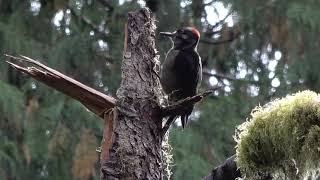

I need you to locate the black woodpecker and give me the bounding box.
[160,27,202,129]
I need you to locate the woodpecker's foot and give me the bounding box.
[166,89,181,102]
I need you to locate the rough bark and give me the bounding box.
[100,8,163,180]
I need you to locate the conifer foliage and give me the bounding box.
[1,0,320,179]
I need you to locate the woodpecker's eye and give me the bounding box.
[177,29,184,33]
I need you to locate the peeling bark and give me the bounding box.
[100,8,163,180]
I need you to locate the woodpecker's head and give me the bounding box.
[160,27,200,50]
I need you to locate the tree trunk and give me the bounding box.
[100,8,163,180]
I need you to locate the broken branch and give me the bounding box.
[5,54,116,119]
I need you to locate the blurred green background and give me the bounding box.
[1,0,320,179]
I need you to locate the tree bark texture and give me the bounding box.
[100,8,163,180]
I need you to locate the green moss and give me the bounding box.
[235,90,320,178]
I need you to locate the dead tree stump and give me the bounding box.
[100,8,163,180]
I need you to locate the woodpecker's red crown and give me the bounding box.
[191,27,200,39]
[177,27,200,40]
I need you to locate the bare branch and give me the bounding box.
[203,0,215,7]
[160,90,215,118]
[202,70,237,81]
[211,11,233,30]
[97,0,114,11]
[160,89,220,137]
[68,7,109,39]
[200,32,241,45]
[5,54,116,119]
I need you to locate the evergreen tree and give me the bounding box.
[1,0,320,179]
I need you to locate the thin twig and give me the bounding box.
[97,0,114,11]
[202,70,237,81]
[210,11,233,30]
[203,0,215,7]
[161,90,212,118]
[68,7,109,39]
[200,32,241,45]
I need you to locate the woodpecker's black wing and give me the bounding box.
[174,49,202,98]
[173,49,202,128]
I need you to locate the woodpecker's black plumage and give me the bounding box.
[160,27,202,129]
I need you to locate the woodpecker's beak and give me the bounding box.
[159,31,176,37]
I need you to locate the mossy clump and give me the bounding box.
[235,90,320,179]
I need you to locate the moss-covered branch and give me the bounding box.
[235,90,320,179]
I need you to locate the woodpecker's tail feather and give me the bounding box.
[181,115,187,129]
[161,105,194,138]
[161,115,177,138]
[181,105,194,129]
